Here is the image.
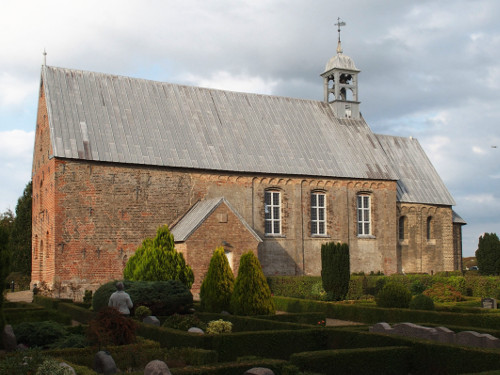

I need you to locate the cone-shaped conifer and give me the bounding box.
[200,247,235,312]
[230,251,275,315]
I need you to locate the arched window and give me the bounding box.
[398,216,406,241]
[427,217,433,240]
[357,194,371,236]
[265,190,281,235]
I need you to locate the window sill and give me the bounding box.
[398,239,409,245]
[265,234,286,239]
[311,235,330,238]
[357,234,376,239]
[427,239,436,245]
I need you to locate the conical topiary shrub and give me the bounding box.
[200,247,235,312]
[230,251,275,315]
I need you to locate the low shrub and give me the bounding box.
[35,359,74,375]
[409,294,435,311]
[135,305,152,321]
[49,333,88,349]
[87,307,137,347]
[13,321,67,348]
[206,319,232,334]
[376,282,412,308]
[423,283,465,302]
[163,313,207,331]
[0,348,47,375]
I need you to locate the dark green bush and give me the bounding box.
[92,280,193,316]
[123,225,194,288]
[267,276,323,300]
[200,246,235,313]
[0,348,48,375]
[83,290,93,304]
[48,333,88,349]
[163,313,207,331]
[13,321,67,348]
[409,294,435,311]
[230,251,275,315]
[375,282,411,308]
[321,242,350,301]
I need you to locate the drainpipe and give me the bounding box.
[301,180,306,275]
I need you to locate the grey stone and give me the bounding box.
[392,323,437,341]
[60,362,77,375]
[144,360,171,375]
[2,324,17,352]
[456,331,485,348]
[434,326,455,344]
[243,367,275,375]
[220,310,231,315]
[188,327,204,335]
[93,351,117,374]
[370,322,393,334]
[143,316,160,326]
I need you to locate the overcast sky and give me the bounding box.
[1,0,499,257]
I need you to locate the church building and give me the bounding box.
[31,36,465,297]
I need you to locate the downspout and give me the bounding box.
[301,180,306,275]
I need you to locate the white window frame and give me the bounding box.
[265,190,281,235]
[357,194,371,236]
[311,192,326,236]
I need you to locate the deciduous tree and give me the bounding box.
[475,233,500,275]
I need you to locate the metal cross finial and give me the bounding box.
[43,49,47,65]
[335,17,346,54]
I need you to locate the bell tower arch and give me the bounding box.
[320,19,361,119]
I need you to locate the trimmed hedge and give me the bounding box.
[138,321,328,361]
[170,359,290,375]
[4,306,71,325]
[273,296,500,330]
[33,295,73,309]
[290,346,412,375]
[45,339,216,370]
[57,302,95,324]
[196,312,311,332]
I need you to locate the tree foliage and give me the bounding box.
[200,246,235,312]
[376,282,412,308]
[0,224,10,333]
[123,225,194,288]
[8,181,32,276]
[230,251,275,315]
[475,233,500,275]
[321,242,350,301]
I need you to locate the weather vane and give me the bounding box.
[43,49,47,66]
[335,17,346,54]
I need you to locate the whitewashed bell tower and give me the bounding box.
[320,19,361,119]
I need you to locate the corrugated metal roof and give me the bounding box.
[42,65,397,181]
[452,210,466,225]
[375,134,455,206]
[170,197,262,242]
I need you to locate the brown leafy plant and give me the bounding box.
[87,307,137,349]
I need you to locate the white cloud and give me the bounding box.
[182,71,279,95]
[0,73,37,108]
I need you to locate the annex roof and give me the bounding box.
[42,65,397,181]
[170,197,262,243]
[375,134,455,206]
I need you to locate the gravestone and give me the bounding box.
[93,351,117,374]
[481,298,497,309]
[143,316,160,326]
[2,324,17,351]
[144,360,171,375]
[243,368,275,375]
[188,327,204,335]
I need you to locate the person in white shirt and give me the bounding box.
[108,282,133,316]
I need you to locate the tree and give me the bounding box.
[230,251,275,315]
[475,233,500,275]
[321,242,350,301]
[123,225,194,288]
[0,225,10,333]
[200,246,235,312]
[8,182,32,276]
